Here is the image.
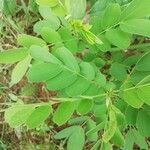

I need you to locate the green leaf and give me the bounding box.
[96,34,111,52]
[40,27,62,44]
[122,83,143,108]
[136,81,150,106]
[124,129,148,150]
[121,0,150,20]
[112,105,126,128]
[58,27,78,53]
[86,119,98,142]
[66,0,86,19]
[136,110,150,137]
[38,6,60,28]
[34,20,60,34]
[125,106,138,125]
[111,128,124,147]
[83,84,100,96]
[54,126,77,139]
[27,62,62,82]
[124,130,134,150]
[120,19,150,38]
[105,28,131,49]
[0,48,28,64]
[110,62,127,81]
[17,34,46,48]
[53,101,75,125]
[67,126,85,150]
[131,71,150,85]
[65,62,95,96]
[39,6,57,20]
[135,51,150,71]
[101,3,121,29]
[94,104,107,123]
[93,58,105,68]
[53,47,80,72]
[127,75,150,107]
[86,121,105,137]
[68,116,89,125]
[133,130,148,149]
[123,54,141,66]
[26,104,52,129]
[5,105,34,128]
[51,4,66,16]
[103,109,117,143]
[130,75,150,106]
[46,68,77,90]
[77,99,93,115]
[137,75,150,85]
[29,45,62,64]
[10,55,32,86]
[36,0,58,7]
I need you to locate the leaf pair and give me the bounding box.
[123,52,150,108]
[5,103,52,129]
[53,99,94,126]
[54,126,85,150]
[124,129,148,150]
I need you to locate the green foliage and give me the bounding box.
[124,129,148,150]
[66,0,86,19]
[5,103,52,129]
[1,0,150,149]
[77,99,93,115]
[105,28,131,49]
[53,101,75,125]
[36,0,59,7]
[103,108,117,143]
[136,110,150,137]
[120,0,150,20]
[0,48,28,64]
[17,34,46,48]
[10,55,32,86]
[54,126,85,150]
[110,62,127,81]
[120,19,150,37]
[101,3,121,29]
[26,104,52,129]
[135,51,150,71]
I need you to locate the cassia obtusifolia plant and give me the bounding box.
[1,0,150,149]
